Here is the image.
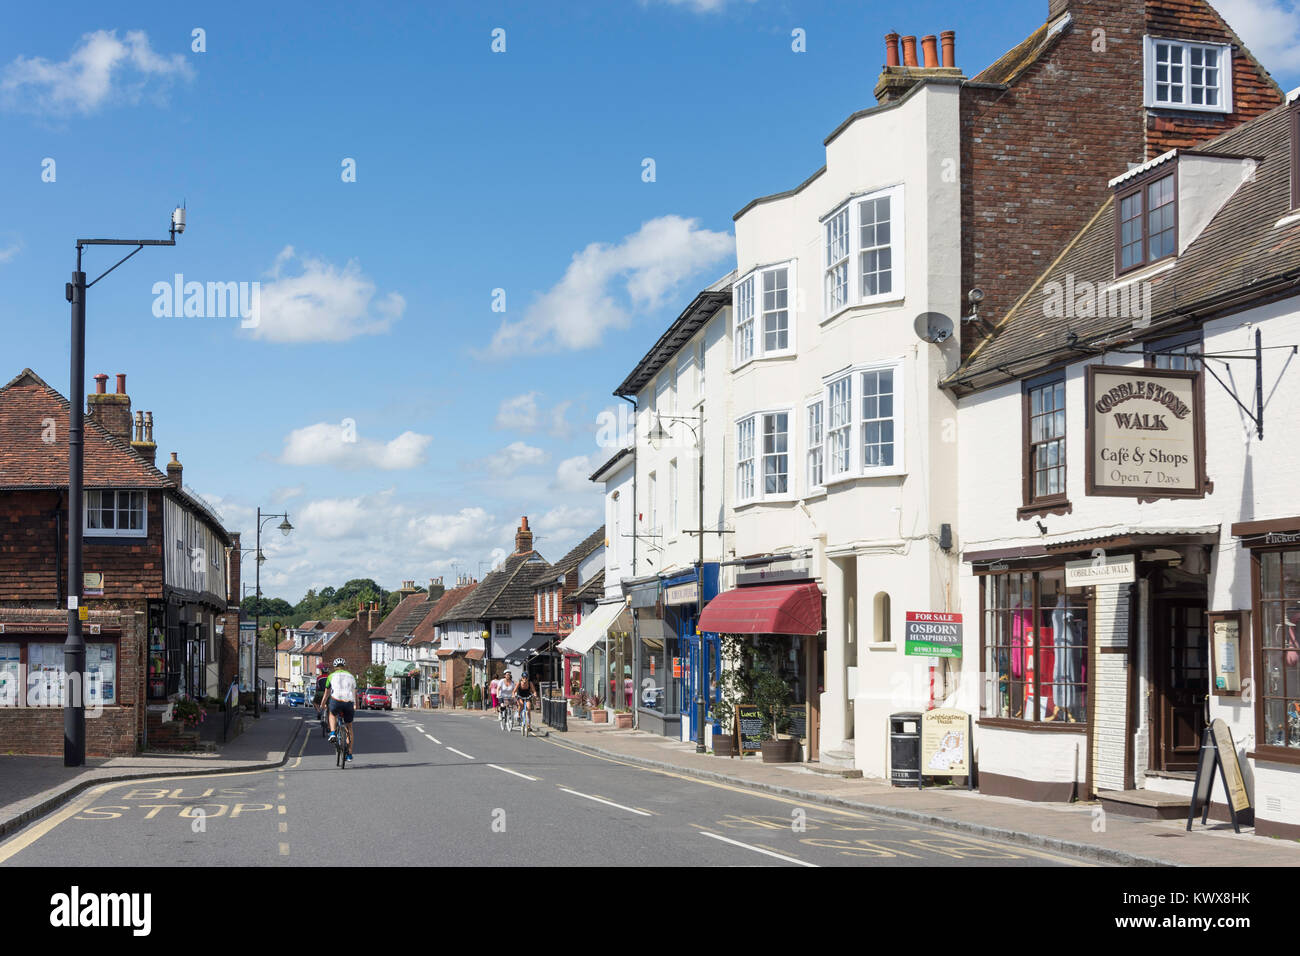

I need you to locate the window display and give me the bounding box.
[0,643,18,707]
[1259,549,1300,749]
[983,571,1089,722]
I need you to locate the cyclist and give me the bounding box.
[514,672,534,733]
[313,664,330,736]
[497,672,516,728]
[321,658,357,761]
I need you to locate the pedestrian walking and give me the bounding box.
[490,675,500,709]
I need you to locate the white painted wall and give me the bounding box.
[729,81,965,774]
[599,453,635,598]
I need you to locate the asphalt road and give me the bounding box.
[0,710,1092,867]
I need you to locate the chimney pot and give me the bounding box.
[134,411,144,442]
[115,373,126,395]
[941,30,955,68]
[901,35,919,67]
[94,374,108,395]
[885,32,900,67]
[921,35,939,68]
[145,411,154,442]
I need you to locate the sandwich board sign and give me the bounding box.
[919,708,974,790]
[1187,718,1253,833]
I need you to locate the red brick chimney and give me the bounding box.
[901,35,918,67]
[921,35,938,68]
[227,532,242,604]
[87,372,133,442]
[166,451,183,488]
[885,32,900,67]
[514,516,533,555]
[874,29,963,104]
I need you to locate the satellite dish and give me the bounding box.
[913,312,954,344]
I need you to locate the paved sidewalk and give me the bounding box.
[432,706,1300,867]
[0,708,304,841]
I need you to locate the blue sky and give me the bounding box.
[3,0,1298,601]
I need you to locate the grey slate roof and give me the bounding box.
[569,569,606,604]
[946,100,1300,393]
[547,526,605,579]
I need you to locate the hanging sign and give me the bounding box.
[1188,718,1253,833]
[1086,365,1203,498]
[919,708,974,787]
[904,612,963,658]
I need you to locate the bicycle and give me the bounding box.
[499,695,516,733]
[317,705,329,739]
[332,716,352,769]
[518,696,532,738]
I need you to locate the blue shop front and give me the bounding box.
[628,564,720,741]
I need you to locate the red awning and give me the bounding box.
[698,583,823,636]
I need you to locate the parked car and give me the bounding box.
[286,692,306,707]
[361,687,392,710]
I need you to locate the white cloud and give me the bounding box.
[272,485,304,503]
[553,454,596,494]
[1215,0,1300,71]
[0,242,21,263]
[495,392,540,429]
[549,400,574,439]
[298,495,373,541]
[248,246,405,343]
[279,421,431,470]
[408,507,494,551]
[474,441,547,475]
[484,215,733,357]
[488,546,508,571]
[644,0,757,12]
[1,30,194,115]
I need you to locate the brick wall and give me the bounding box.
[1090,583,1131,793]
[0,489,164,602]
[0,607,147,757]
[960,0,1282,362]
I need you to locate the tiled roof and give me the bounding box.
[411,582,480,643]
[546,526,605,579]
[276,639,294,652]
[947,102,1300,391]
[441,551,549,623]
[299,620,323,631]
[569,570,605,604]
[0,369,174,490]
[369,592,436,644]
[972,16,1066,86]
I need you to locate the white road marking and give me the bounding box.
[277,805,286,815]
[487,764,538,781]
[414,725,424,733]
[424,733,441,744]
[446,747,475,760]
[559,787,652,816]
[279,843,290,856]
[701,831,817,867]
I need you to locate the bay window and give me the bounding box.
[806,401,824,491]
[821,184,904,319]
[733,261,796,366]
[736,410,791,503]
[821,361,905,481]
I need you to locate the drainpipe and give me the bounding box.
[619,394,637,577]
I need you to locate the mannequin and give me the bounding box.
[1051,595,1080,719]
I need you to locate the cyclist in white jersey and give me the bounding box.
[321,658,357,761]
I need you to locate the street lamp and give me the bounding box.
[253,508,293,718]
[63,206,185,767]
[649,410,708,754]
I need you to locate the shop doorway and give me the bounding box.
[1152,595,1208,773]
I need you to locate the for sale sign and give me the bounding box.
[904,612,963,658]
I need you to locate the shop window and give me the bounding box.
[982,570,1089,723]
[1258,549,1300,751]
[20,641,118,706]
[873,592,891,643]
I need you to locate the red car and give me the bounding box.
[361,687,392,710]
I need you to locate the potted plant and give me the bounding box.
[569,692,589,719]
[752,658,797,763]
[172,696,204,730]
[589,693,608,723]
[710,635,745,757]
[613,707,633,729]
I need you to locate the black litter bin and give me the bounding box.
[890,712,922,787]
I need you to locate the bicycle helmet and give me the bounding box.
[332,657,347,667]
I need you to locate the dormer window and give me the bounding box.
[1116,169,1177,274]
[1144,37,1233,113]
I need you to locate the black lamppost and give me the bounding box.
[64,207,185,767]
[649,410,708,754]
[253,508,293,718]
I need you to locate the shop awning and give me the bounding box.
[385,659,418,678]
[698,582,823,636]
[559,601,625,655]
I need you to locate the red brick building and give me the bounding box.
[0,369,238,756]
